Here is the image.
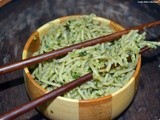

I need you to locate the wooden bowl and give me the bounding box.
[22,15,141,120]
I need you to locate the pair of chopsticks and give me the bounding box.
[0,20,160,120]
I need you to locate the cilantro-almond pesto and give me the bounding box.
[31,14,160,100]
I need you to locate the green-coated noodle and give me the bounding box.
[31,14,160,100]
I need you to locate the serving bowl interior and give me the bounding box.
[22,15,141,120]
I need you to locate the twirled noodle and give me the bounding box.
[31,14,160,100]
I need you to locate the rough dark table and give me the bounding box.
[0,0,160,120]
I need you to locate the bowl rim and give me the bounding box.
[22,15,141,102]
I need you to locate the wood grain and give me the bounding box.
[79,95,112,120]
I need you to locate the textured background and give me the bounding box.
[0,0,160,119]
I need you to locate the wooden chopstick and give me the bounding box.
[0,21,160,120]
[0,20,160,75]
[0,73,92,120]
[0,46,156,120]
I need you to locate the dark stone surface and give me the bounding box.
[0,0,160,120]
